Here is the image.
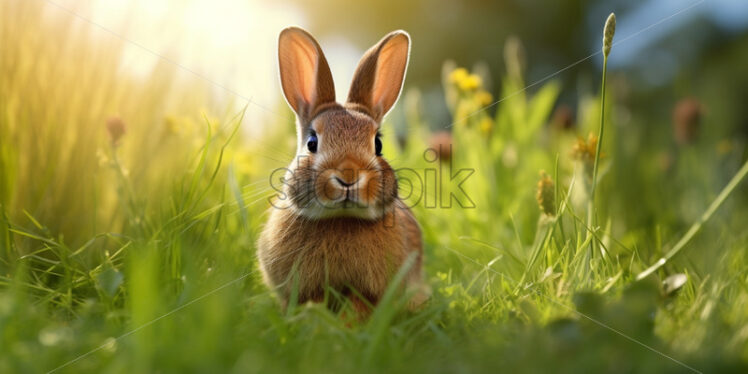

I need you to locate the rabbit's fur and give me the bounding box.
[258,27,427,317]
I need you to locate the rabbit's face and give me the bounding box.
[286,107,397,219]
[276,27,409,220]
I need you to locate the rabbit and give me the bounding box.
[257,26,428,318]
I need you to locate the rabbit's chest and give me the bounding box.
[258,207,411,302]
[300,228,402,276]
[282,220,406,295]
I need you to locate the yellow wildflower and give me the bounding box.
[479,117,493,134]
[475,90,493,106]
[458,74,482,91]
[448,68,469,85]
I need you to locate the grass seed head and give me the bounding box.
[536,170,556,216]
[603,13,616,57]
[572,132,605,176]
[572,133,598,164]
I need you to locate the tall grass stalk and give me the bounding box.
[587,13,616,259]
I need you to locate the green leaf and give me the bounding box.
[525,80,561,139]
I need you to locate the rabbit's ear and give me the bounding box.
[278,27,336,124]
[347,31,410,122]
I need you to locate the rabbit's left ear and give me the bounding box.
[347,31,410,122]
[278,27,336,126]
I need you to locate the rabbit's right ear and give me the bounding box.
[278,27,336,125]
[347,31,410,123]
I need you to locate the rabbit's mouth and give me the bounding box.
[297,199,385,220]
[295,174,391,220]
[320,184,380,217]
[340,183,366,205]
[341,192,356,206]
[340,192,368,209]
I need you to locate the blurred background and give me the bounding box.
[2,0,748,372]
[27,0,748,133]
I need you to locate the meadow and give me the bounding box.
[1,2,747,373]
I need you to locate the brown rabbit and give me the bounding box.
[257,27,427,317]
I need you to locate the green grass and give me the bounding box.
[1,2,748,373]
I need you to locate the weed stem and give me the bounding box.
[637,158,748,280]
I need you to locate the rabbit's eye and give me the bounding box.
[307,131,318,153]
[375,135,383,156]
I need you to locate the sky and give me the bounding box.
[607,0,748,68]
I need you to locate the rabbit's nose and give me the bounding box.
[334,176,357,187]
[334,165,360,186]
